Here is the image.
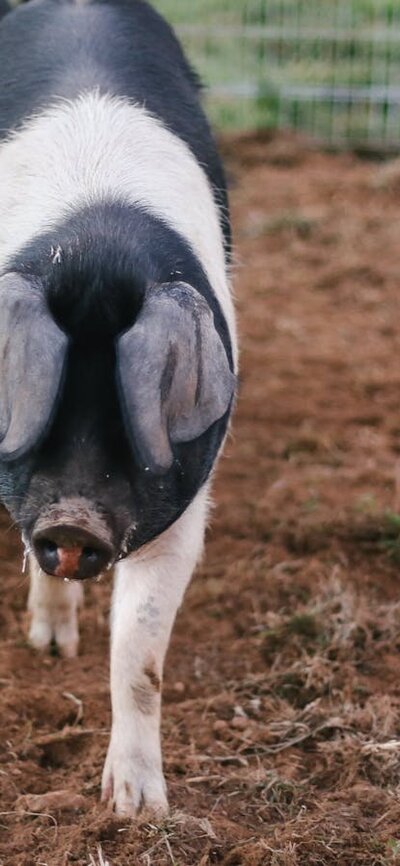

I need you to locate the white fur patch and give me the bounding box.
[0,91,237,361]
[28,555,83,658]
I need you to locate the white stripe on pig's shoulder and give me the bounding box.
[0,90,236,359]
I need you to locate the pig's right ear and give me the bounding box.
[0,273,68,461]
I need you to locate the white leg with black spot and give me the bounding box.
[102,486,208,818]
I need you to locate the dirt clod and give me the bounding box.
[16,790,88,814]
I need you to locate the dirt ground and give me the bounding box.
[2,133,400,865]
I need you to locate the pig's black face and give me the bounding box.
[0,340,204,579]
[0,242,235,579]
[0,329,232,581]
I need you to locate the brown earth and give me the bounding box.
[2,132,400,864]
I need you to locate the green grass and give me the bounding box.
[153,0,400,145]
[155,0,400,27]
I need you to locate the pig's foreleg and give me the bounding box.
[102,486,208,818]
[28,556,83,658]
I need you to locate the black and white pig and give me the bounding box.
[0,0,237,818]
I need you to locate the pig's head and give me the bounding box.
[0,271,235,580]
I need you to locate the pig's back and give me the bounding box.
[0,0,230,252]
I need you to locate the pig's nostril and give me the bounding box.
[82,547,97,560]
[79,545,109,576]
[34,537,60,573]
[40,540,57,553]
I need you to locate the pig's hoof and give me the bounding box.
[53,621,80,659]
[101,749,169,819]
[29,618,53,653]
[29,617,79,658]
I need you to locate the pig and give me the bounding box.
[0,0,237,817]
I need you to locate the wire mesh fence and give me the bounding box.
[154,0,400,151]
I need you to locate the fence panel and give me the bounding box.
[154,0,400,150]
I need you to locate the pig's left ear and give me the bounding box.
[0,273,68,461]
[117,282,235,474]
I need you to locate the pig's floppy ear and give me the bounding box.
[0,273,68,461]
[117,282,235,474]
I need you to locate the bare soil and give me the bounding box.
[2,132,400,865]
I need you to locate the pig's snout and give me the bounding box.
[32,520,114,580]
